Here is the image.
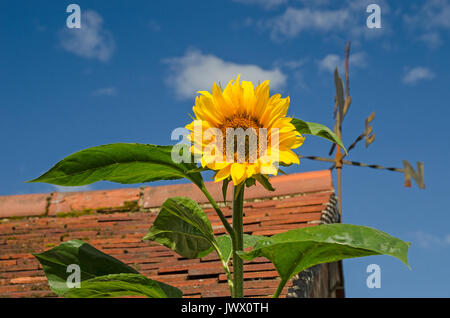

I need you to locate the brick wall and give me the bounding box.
[0,170,342,298]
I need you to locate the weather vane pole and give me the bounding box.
[333,41,351,220]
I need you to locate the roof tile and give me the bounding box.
[0,193,48,218]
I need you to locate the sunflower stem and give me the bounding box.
[232,184,245,298]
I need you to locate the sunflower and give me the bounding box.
[185,75,304,186]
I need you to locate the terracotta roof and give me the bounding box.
[0,170,338,298]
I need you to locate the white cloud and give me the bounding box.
[419,32,443,49]
[404,0,450,48]
[266,7,351,39]
[163,49,287,100]
[93,87,117,96]
[60,10,115,62]
[404,0,450,29]
[318,55,340,73]
[410,231,450,248]
[254,0,389,40]
[233,0,330,9]
[53,185,92,193]
[232,0,288,9]
[402,67,435,84]
[296,0,331,6]
[318,52,367,73]
[274,57,307,70]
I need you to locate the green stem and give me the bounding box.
[232,184,245,298]
[222,261,234,295]
[212,241,234,295]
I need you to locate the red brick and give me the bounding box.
[0,193,48,218]
[175,277,218,288]
[158,259,200,274]
[247,171,331,198]
[143,182,218,208]
[186,261,223,274]
[148,273,188,283]
[0,260,17,268]
[10,276,47,284]
[274,193,332,208]
[48,188,140,215]
[142,170,332,208]
[260,212,323,226]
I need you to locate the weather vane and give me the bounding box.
[298,41,425,220]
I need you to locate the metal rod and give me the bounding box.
[329,132,365,170]
[336,148,343,221]
[298,154,404,172]
[337,159,403,172]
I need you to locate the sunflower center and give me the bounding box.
[221,115,260,131]
[219,115,263,163]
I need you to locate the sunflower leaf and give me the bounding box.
[245,177,256,188]
[27,143,204,188]
[143,197,216,259]
[237,224,410,296]
[216,234,267,264]
[32,240,181,298]
[291,118,347,154]
[64,273,182,298]
[254,174,275,191]
[222,178,231,204]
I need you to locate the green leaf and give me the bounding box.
[216,235,233,263]
[64,273,182,298]
[28,143,204,188]
[143,197,216,259]
[291,118,347,154]
[245,178,256,188]
[238,224,410,296]
[33,240,182,298]
[216,234,267,264]
[254,174,275,191]
[33,240,138,295]
[222,178,231,204]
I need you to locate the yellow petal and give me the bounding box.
[207,160,229,171]
[241,81,255,115]
[279,150,300,165]
[259,162,278,175]
[214,165,232,182]
[245,164,257,178]
[230,163,246,185]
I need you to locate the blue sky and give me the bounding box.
[1,0,449,297]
